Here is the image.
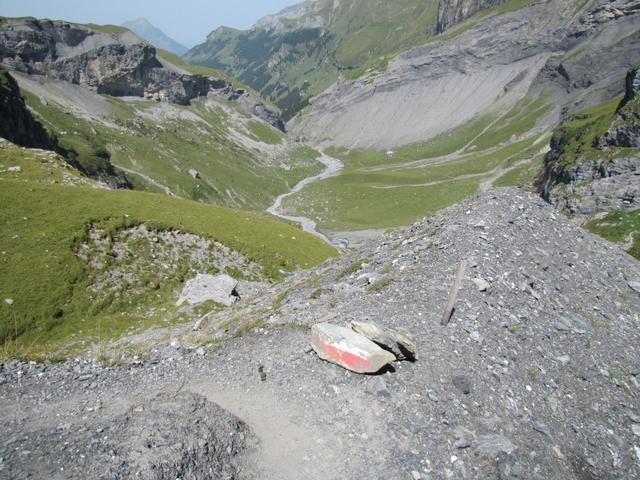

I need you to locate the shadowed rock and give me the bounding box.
[349,321,417,361]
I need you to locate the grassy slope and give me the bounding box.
[586,211,640,260]
[547,96,624,169]
[542,93,639,260]
[283,96,551,230]
[0,143,336,357]
[21,88,322,210]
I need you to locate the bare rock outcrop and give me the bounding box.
[436,0,505,33]
[0,67,54,150]
[0,18,285,130]
[539,67,640,215]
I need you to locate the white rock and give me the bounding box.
[176,274,239,307]
[472,278,491,292]
[7,166,21,172]
[4,298,13,305]
[310,323,396,374]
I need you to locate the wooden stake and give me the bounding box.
[441,260,467,326]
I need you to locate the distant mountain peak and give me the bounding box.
[122,17,188,56]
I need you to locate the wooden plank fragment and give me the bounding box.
[441,260,467,326]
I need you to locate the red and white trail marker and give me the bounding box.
[310,323,396,374]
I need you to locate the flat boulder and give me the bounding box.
[350,321,417,361]
[310,323,396,374]
[176,274,240,307]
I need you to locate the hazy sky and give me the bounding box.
[0,0,297,47]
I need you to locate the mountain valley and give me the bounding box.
[0,0,639,478]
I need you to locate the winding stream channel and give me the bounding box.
[267,152,343,245]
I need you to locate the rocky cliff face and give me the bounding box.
[0,67,54,150]
[436,0,505,33]
[0,18,285,130]
[539,67,640,216]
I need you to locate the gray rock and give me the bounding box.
[555,355,571,366]
[176,274,240,307]
[475,435,516,457]
[452,374,472,395]
[366,377,391,398]
[554,319,571,332]
[629,281,640,293]
[349,321,417,361]
[472,278,491,292]
[310,323,396,374]
[469,331,483,343]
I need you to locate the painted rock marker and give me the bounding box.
[310,323,396,374]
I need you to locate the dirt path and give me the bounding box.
[266,152,343,245]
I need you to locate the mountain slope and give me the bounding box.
[2,188,639,479]
[0,138,336,357]
[0,18,323,211]
[122,17,188,55]
[185,0,481,119]
[279,0,640,232]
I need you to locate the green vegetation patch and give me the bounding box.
[549,96,622,168]
[284,96,550,231]
[21,88,322,211]
[585,210,640,260]
[0,172,336,356]
[246,120,283,145]
[82,23,130,36]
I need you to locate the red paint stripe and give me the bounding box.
[316,339,372,370]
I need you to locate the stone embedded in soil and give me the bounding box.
[472,278,491,292]
[365,376,391,398]
[475,435,516,457]
[349,321,417,361]
[310,323,396,374]
[452,374,472,395]
[176,273,240,307]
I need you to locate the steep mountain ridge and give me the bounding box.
[185,0,459,119]
[122,18,188,56]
